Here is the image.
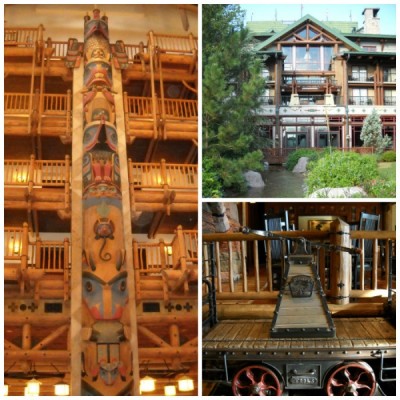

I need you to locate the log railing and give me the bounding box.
[125,43,147,63]
[133,227,198,300]
[149,31,198,54]
[124,95,198,120]
[203,227,395,300]
[4,226,26,259]
[128,159,197,190]
[42,93,70,115]
[30,238,71,273]
[46,39,69,59]
[4,155,71,187]
[4,26,43,47]
[4,93,32,114]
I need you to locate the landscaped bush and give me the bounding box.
[379,150,396,162]
[305,151,379,196]
[366,179,396,198]
[285,148,320,171]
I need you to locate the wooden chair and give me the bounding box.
[353,212,380,289]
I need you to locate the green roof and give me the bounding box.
[248,19,358,35]
[254,14,363,52]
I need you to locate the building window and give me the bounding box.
[351,126,364,147]
[384,89,396,105]
[350,88,371,105]
[283,45,333,71]
[362,45,377,52]
[383,67,396,82]
[315,126,340,147]
[285,127,308,148]
[350,66,367,81]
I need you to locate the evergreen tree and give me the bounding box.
[203,4,266,195]
[360,109,392,154]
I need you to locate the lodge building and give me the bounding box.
[4,4,198,396]
[248,8,396,163]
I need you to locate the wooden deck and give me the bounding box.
[203,318,395,357]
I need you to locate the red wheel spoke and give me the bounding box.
[245,368,257,384]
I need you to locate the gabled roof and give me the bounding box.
[254,14,363,52]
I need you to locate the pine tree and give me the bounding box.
[203,4,266,195]
[360,109,392,154]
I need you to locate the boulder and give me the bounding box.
[243,170,265,188]
[309,187,367,198]
[292,157,309,173]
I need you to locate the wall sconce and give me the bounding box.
[3,384,8,396]
[164,384,176,396]
[177,375,194,392]
[25,378,41,396]
[54,382,70,396]
[139,376,156,393]
[11,236,21,254]
[165,245,173,256]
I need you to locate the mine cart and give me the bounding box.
[202,222,395,396]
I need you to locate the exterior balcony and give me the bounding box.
[4,155,71,217]
[281,94,341,106]
[282,76,340,91]
[348,96,374,106]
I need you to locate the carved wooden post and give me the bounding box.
[63,238,70,301]
[20,222,29,294]
[64,155,71,211]
[330,219,351,305]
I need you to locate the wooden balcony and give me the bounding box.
[124,94,197,142]
[4,91,72,142]
[128,159,197,215]
[4,155,71,215]
[133,226,198,302]
[4,223,71,300]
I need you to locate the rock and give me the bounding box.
[243,170,265,188]
[292,157,309,173]
[309,187,367,198]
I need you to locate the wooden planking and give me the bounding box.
[203,318,395,351]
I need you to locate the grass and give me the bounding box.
[377,162,396,180]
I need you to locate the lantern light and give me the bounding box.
[164,384,176,396]
[139,375,156,393]
[177,375,194,392]
[25,378,41,396]
[54,382,70,396]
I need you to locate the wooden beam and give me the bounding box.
[137,326,171,348]
[31,324,69,350]
[5,314,70,326]
[4,350,70,362]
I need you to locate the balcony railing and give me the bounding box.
[4,26,42,47]
[281,95,341,106]
[282,77,338,86]
[128,159,197,190]
[384,97,396,106]
[4,155,71,187]
[124,95,197,120]
[383,73,396,83]
[348,96,374,106]
[260,96,274,105]
[348,75,374,82]
[4,93,32,114]
[149,31,198,54]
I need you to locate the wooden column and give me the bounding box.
[330,219,351,305]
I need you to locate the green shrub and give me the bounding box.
[202,157,223,198]
[285,149,320,171]
[379,150,396,162]
[367,179,396,198]
[305,151,379,196]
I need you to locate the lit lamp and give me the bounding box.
[25,378,41,396]
[54,382,70,396]
[3,384,8,396]
[164,384,176,396]
[139,376,156,393]
[178,375,194,392]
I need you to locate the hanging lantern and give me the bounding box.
[25,378,41,396]
[3,384,9,396]
[139,376,156,393]
[54,382,70,396]
[177,375,194,392]
[164,384,176,396]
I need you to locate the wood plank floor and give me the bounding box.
[203,318,395,351]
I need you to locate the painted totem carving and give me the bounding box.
[79,9,132,395]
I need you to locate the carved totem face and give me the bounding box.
[83,271,128,320]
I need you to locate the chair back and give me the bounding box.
[359,212,380,260]
[264,211,289,261]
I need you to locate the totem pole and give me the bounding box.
[78,9,132,395]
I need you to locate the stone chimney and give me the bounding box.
[362,8,380,34]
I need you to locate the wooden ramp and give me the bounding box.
[271,255,335,338]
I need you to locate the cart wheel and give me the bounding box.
[232,365,283,396]
[325,362,376,396]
